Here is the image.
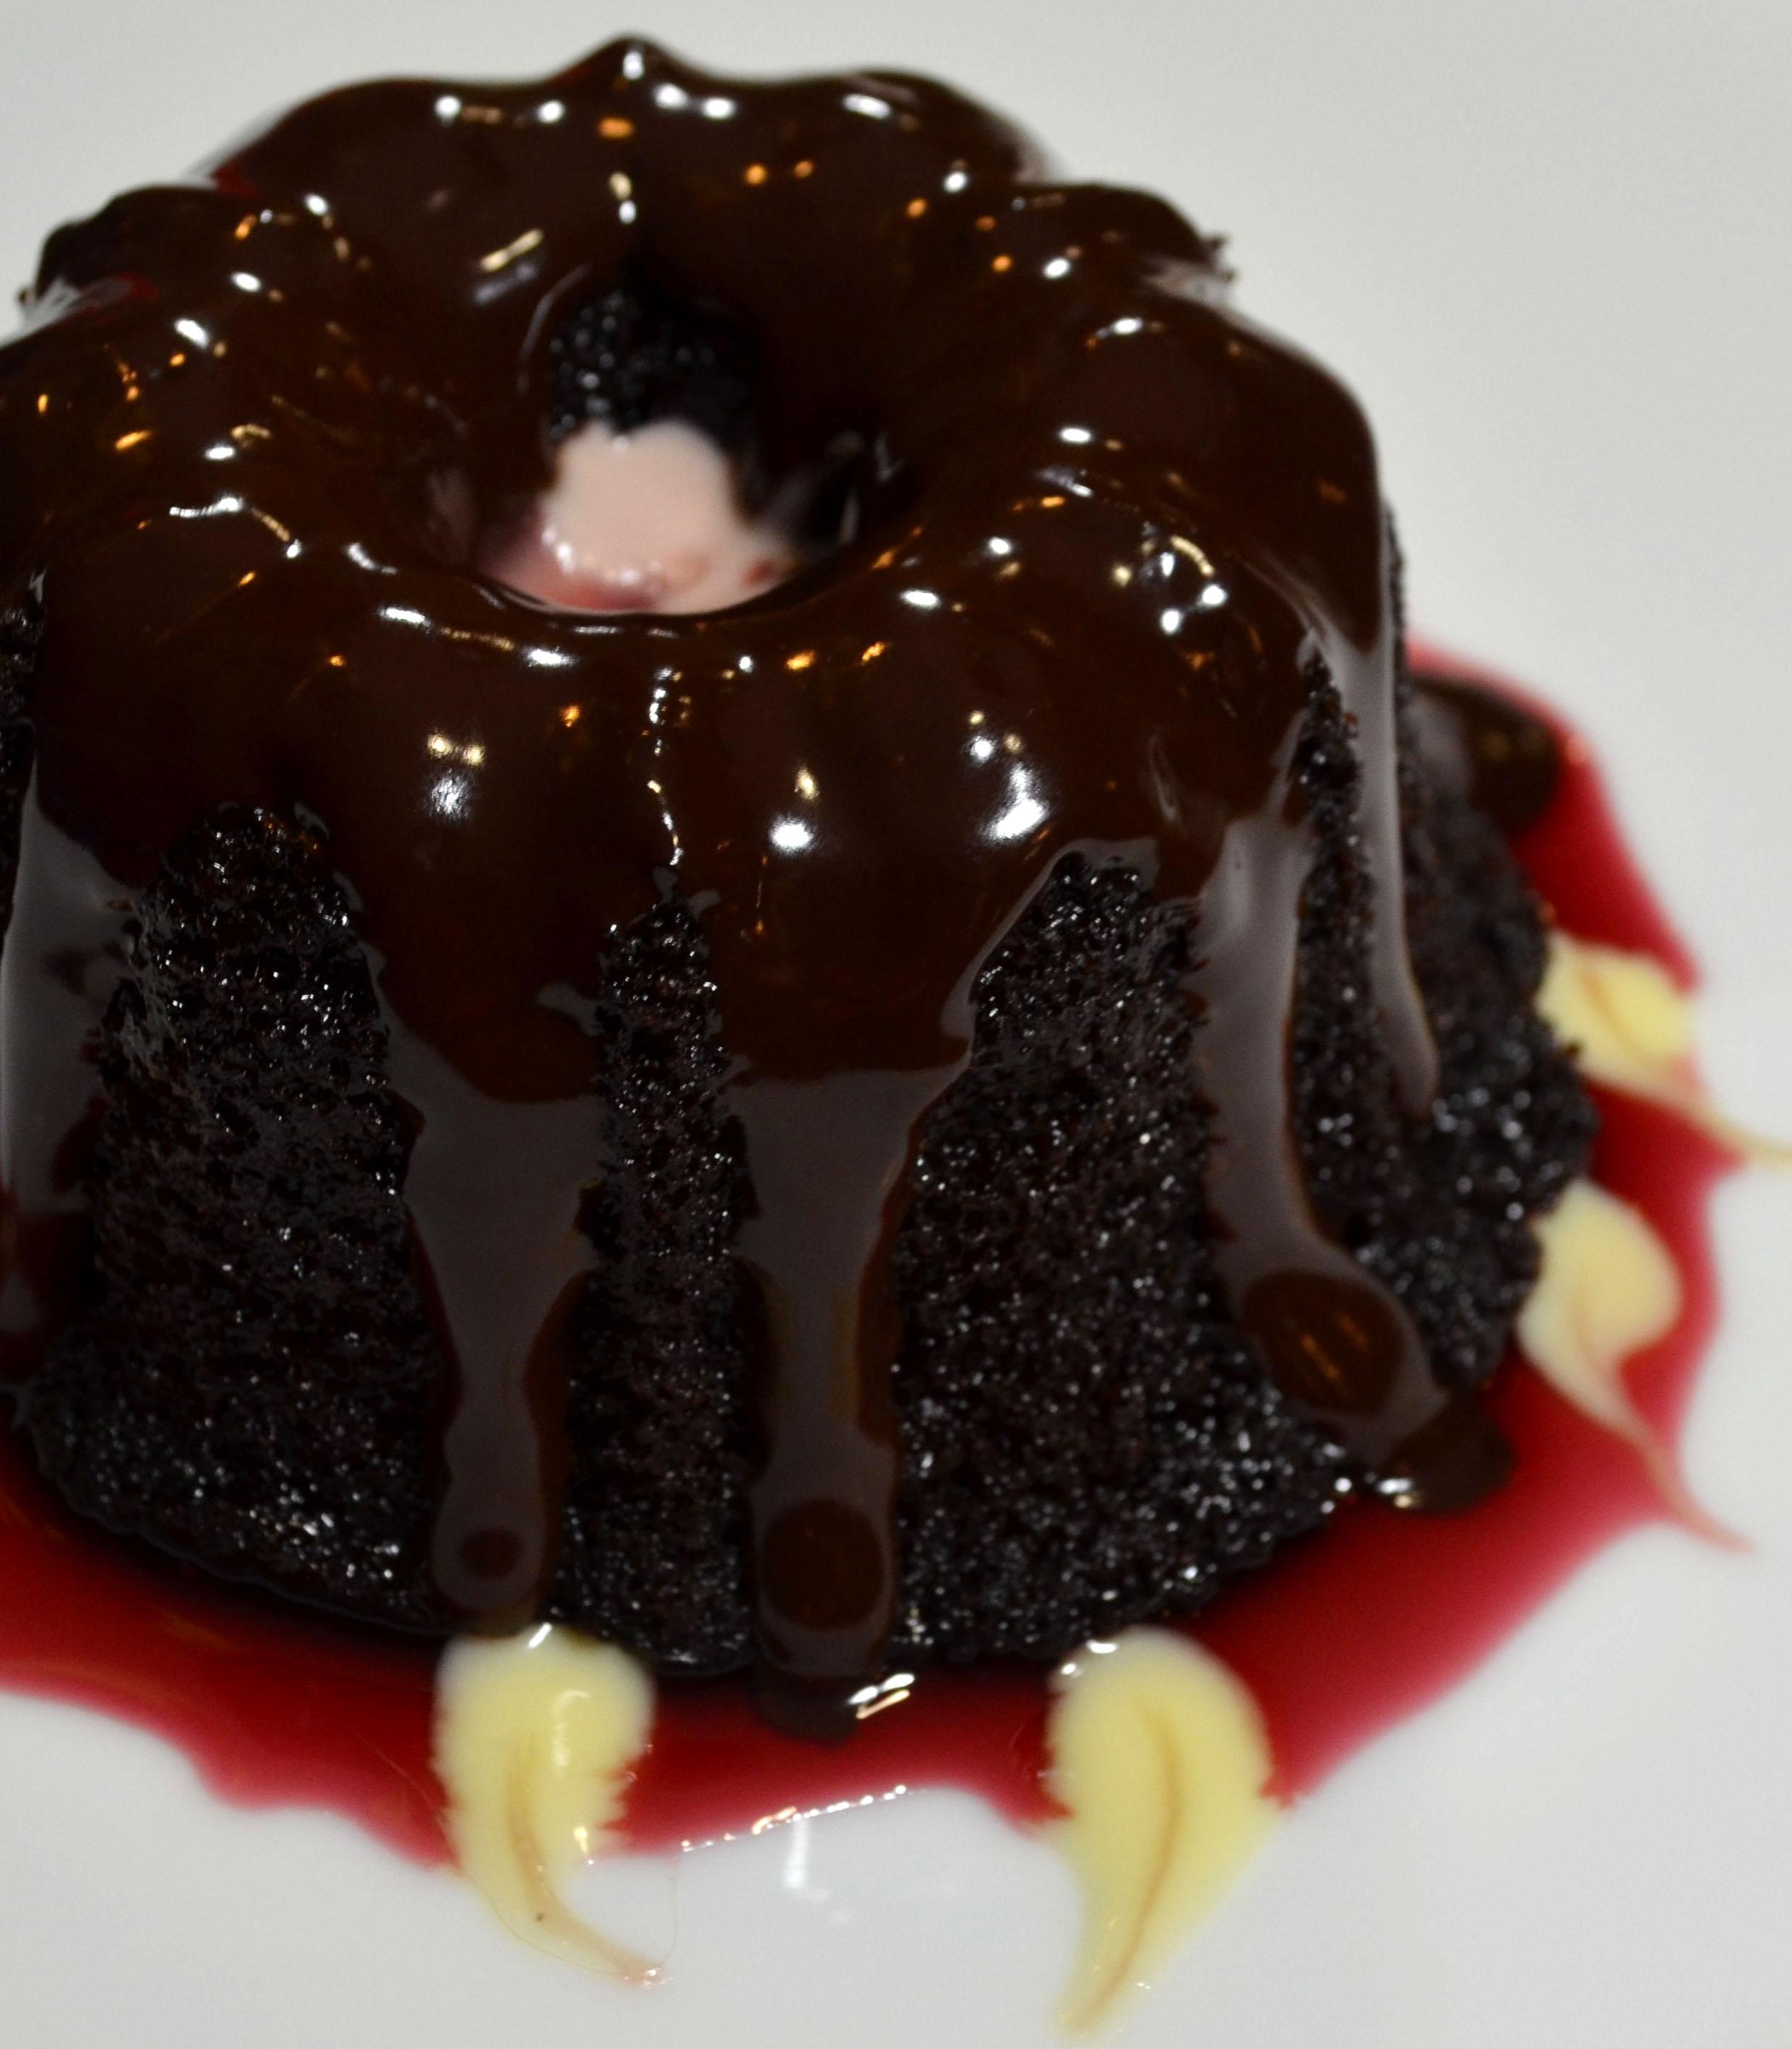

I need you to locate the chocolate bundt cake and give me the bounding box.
[0,43,1591,1725]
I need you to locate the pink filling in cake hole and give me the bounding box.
[483,419,794,614]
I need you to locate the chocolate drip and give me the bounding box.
[1186,708,1445,1480]
[0,789,131,1377]
[732,1070,940,1733]
[1411,670,1561,833]
[0,40,1460,1705]
[389,1033,602,1624]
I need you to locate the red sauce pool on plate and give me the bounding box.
[0,654,1739,1858]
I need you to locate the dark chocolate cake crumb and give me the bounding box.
[547,281,755,452]
[12,645,1593,1668]
[550,902,757,1673]
[890,856,1347,1663]
[22,811,440,1626]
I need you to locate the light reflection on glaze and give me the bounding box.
[0,39,1460,1726]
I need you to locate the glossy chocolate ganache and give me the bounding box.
[0,40,1588,1730]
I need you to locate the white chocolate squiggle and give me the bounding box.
[1047,1631,1278,2032]
[434,1625,658,1978]
[1517,1180,1739,1541]
[1538,933,1791,1163]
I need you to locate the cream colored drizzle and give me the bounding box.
[434,1624,660,1979]
[1520,1179,1736,1543]
[1538,932,1791,1162]
[1046,1630,1278,2033]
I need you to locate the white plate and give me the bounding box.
[3,3,1791,2043]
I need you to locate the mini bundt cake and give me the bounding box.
[0,41,1592,1726]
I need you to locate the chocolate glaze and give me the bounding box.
[0,40,1470,1715]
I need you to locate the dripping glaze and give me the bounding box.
[0,40,1476,1725]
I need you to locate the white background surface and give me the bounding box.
[1,3,1789,2043]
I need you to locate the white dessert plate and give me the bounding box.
[2,3,1789,2044]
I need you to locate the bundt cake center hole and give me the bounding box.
[479,277,858,616]
[481,416,796,615]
